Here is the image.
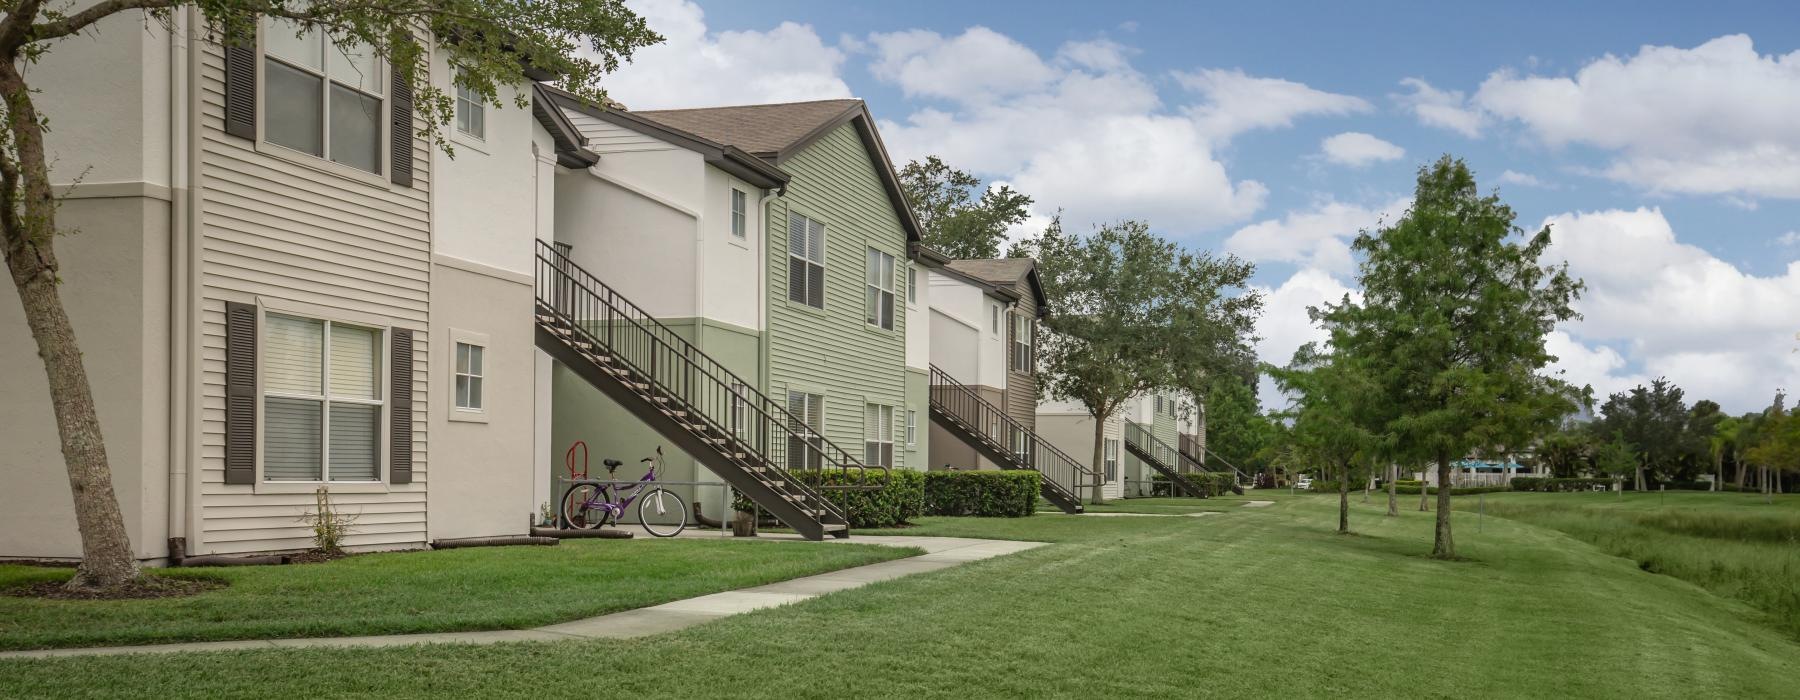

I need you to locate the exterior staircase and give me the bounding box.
[927,365,1095,513]
[535,241,885,540]
[1122,422,1209,497]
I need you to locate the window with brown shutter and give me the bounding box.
[224,302,258,484]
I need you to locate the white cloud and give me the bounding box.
[1223,198,1409,275]
[1778,231,1800,247]
[1475,34,1800,199]
[866,27,1055,101]
[875,32,1368,233]
[1543,207,1800,411]
[1394,77,1484,138]
[1177,69,1372,142]
[1252,268,1359,409]
[1497,170,1549,188]
[1543,331,1646,402]
[1319,132,1405,167]
[596,0,852,110]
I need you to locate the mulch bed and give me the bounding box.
[283,549,355,565]
[4,576,225,601]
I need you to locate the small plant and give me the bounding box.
[539,501,557,527]
[297,486,359,554]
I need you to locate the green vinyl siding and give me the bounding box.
[765,123,909,462]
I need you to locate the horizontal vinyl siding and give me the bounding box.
[564,112,673,153]
[767,123,909,457]
[193,42,431,555]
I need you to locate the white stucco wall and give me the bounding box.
[553,171,698,319]
[429,66,541,276]
[698,167,765,331]
[30,13,171,190]
[905,262,929,370]
[926,270,1006,389]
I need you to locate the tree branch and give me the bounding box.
[26,0,179,44]
[0,0,45,51]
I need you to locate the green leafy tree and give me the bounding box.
[1536,428,1593,478]
[1019,218,1208,503]
[1268,344,1381,534]
[0,0,658,590]
[1594,378,1691,490]
[1593,433,1637,483]
[1709,415,1741,491]
[1201,374,1271,479]
[1316,156,1583,559]
[899,155,1033,259]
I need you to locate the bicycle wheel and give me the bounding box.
[561,483,608,529]
[636,488,687,537]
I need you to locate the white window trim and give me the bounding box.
[254,305,390,491]
[448,328,489,424]
[453,75,485,142]
[990,303,1001,336]
[865,247,896,331]
[788,211,827,309]
[864,403,895,468]
[905,409,918,448]
[730,188,748,240]
[786,389,826,471]
[906,266,919,308]
[254,19,394,188]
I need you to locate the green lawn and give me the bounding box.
[4,495,1797,698]
[0,538,916,651]
[1455,490,1800,638]
[1047,496,1238,515]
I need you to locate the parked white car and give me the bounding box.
[1294,476,1314,491]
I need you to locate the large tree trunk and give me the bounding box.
[1089,412,1107,504]
[1337,464,1350,534]
[1431,454,1454,559]
[1735,457,1747,488]
[1713,451,1720,492]
[0,62,140,589]
[1418,467,1430,512]
[1386,464,1398,517]
[1634,461,1646,492]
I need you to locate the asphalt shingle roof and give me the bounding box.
[632,99,865,157]
[944,259,1036,286]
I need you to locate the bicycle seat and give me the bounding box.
[602,459,623,472]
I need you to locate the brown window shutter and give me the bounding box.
[224,302,257,484]
[389,329,414,484]
[222,26,258,141]
[389,70,413,187]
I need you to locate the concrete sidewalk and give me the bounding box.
[0,535,1045,660]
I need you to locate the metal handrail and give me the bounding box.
[535,241,888,505]
[927,364,1100,500]
[1125,421,1209,496]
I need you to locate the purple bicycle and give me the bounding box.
[561,446,687,537]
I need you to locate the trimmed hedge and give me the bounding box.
[924,470,1041,518]
[733,467,924,528]
[1510,477,1615,492]
[1152,472,1239,497]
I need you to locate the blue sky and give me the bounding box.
[598,0,1800,414]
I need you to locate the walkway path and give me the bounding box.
[0,535,1044,660]
[1243,500,1276,507]
[1080,511,1221,518]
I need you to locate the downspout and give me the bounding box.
[165,9,194,559]
[183,7,207,554]
[758,188,780,397]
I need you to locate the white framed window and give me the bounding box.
[907,267,918,305]
[263,18,385,174]
[1009,428,1028,459]
[1104,438,1119,482]
[990,303,1001,334]
[905,409,918,447]
[787,212,826,308]
[731,189,747,239]
[454,342,484,411]
[1010,314,1033,373]
[1156,395,1164,414]
[263,313,383,482]
[866,248,896,330]
[865,403,894,468]
[786,390,825,470]
[454,73,484,139]
[728,381,748,438]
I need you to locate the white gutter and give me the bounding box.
[163,9,191,553]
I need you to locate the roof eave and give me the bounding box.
[545,86,790,191]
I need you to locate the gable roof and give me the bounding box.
[632,99,865,159]
[541,86,789,191]
[945,258,1049,318]
[630,100,924,245]
[531,84,598,169]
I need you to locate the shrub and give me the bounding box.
[924,470,1041,517]
[733,467,924,528]
[1510,477,1615,493]
[1152,472,1238,497]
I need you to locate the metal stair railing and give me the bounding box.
[534,241,888,509]
[1124,421,1207,496]
[927,364,1098,502]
